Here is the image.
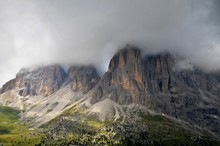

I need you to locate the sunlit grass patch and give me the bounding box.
[0,106,44,145]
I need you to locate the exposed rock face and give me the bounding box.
[0,46,220,137]
[89,46,220,135]
[143,53,220,134]
[0,65,100,96]
[64,65,100,93]
[90,46,149,105]
[143,53,175,94]
[0,65,66,97]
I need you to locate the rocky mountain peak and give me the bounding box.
[1,65,66,97]
[108,46,141,71]
[88,47,220,135]
[65,65,100,93]
[108,47,144,87]
[90,47,148,105]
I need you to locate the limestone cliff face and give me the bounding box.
[143,53,175,94]
[64,65,100,93]
[1,65,66,97]
[0,65,100,97]
[143,53,220,135]
[90,46,148,105]
[89,47,220,135]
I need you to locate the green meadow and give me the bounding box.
[0,106,44,146]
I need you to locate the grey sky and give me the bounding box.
[0,0,220,87]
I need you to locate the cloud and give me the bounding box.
[0,0,220,86]
[173,60,194,72]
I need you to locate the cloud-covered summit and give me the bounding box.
[0,0,220,87]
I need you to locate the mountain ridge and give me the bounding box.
[0,46,220,145]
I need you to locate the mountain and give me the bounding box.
[90,47,147,105]
[64,65,100,93]
[0,65,66,97]
[0,46,220,145]
[86,46,220,135]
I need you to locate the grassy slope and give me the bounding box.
[140,114,220,146]
[41,105,220,146]
[1,104,218,145]
[0,106,44,146]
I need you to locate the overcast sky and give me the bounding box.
[0,0,220,87]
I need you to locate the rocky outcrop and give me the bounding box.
[88,46,220,135]
[143,53,175,94]
[1,65,66,97]
[64,65,100,93]
[90,46,149,105]
[0,64,100,97]
[142,53,220,135]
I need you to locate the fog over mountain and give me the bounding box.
[0,0,220,87]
